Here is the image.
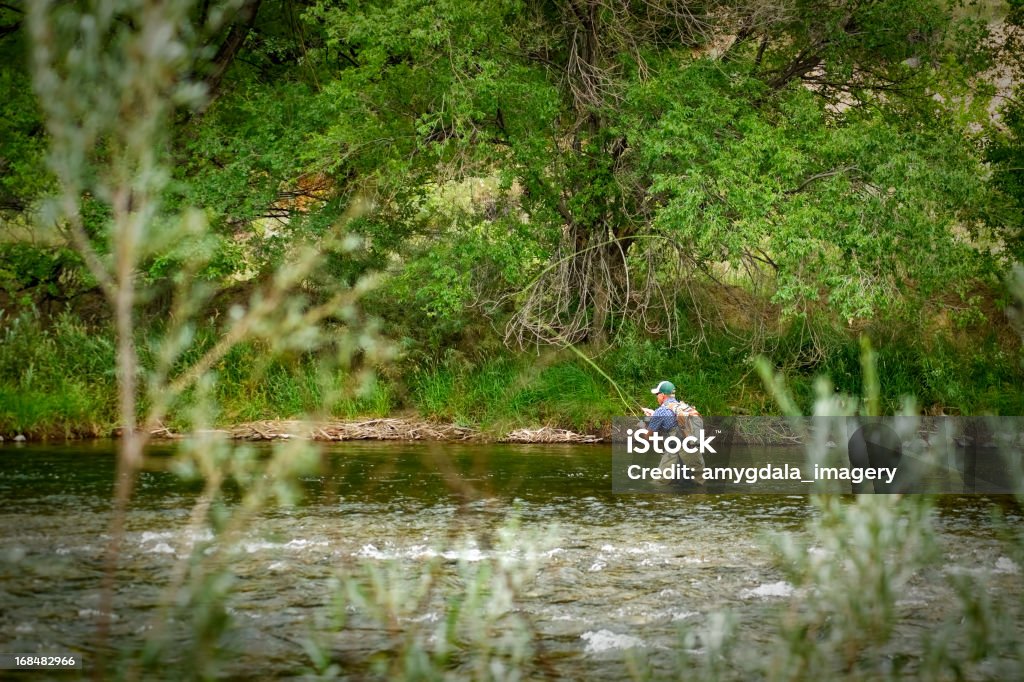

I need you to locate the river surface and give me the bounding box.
[0,441,1021,679]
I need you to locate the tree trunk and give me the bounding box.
[203,0,263,100]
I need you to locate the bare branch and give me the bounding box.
[786,165,860,194]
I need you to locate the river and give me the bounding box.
[0,441,1021,679]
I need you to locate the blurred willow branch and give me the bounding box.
[28,1,199,668]
[27,0,377,673]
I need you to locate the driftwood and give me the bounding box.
[149,419,604,443]
[501,427,603,444]
[226,418,477,442]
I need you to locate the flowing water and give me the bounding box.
[0,441,1021,679]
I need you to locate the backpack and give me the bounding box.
[669,400,703,439]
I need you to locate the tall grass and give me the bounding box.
[0,310,395,438]
[3,309,1023,438]
[0,310,117,437]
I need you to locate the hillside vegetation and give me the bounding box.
[1,0,1023,437]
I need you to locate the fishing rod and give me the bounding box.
[535,322,646,416]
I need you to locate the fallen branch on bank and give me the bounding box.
[147,419,604,443]
[500,427,603,444]
[230,418,478,442]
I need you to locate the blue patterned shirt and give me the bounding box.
[646,397,679,433]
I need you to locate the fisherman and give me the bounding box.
[642,380,701,434]
[640,380,705,487]
[642,380,682,431]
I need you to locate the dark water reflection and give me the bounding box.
[0,441,1021,679]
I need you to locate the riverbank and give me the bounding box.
[0,418,607,444]
[3,310,1024,442]
[4,415,991,449]
[152,418,606,444]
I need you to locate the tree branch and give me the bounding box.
[786,165,860,194]
[202,0,263,100]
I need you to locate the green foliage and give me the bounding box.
[636,60,1005,322]
[292,0,1012,344]
[407,352,620,431]
[0,242,89,304]
[2,0,1022,435]
[987,94,1024,262]
[0,310,398,437]
[3,306,1022,438]
[0,14,51,215]
[0,310,117,437]
[372,198,547,349]
[172,80,330,259]
[1,0,1016,323]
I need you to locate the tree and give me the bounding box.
[6,0,1016,354]
[303,0,1008,349]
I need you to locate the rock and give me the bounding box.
[14,434,26,442]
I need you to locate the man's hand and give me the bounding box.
[642,407,655,416]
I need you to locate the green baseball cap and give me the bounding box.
[650,380,675,395]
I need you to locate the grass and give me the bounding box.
[1,308,1023,439]
[0,310,117,438]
